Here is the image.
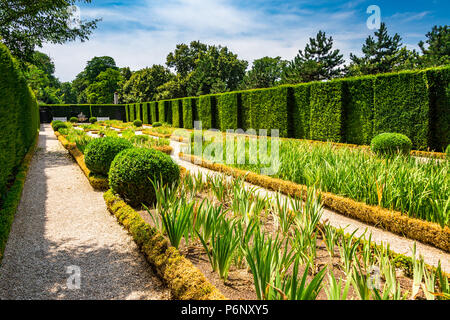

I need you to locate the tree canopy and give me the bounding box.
[0,0,99,62]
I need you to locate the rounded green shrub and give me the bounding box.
[53,122,68,132]
[51,120,63,130]
[371,133,412,156]
[109,148,180,206]
[89,117,97,124]
[84,137,133,176]
[133,119,143,127]
[152,122,162,127]
[70,117,78,123]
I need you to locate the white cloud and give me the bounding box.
[40,0,371,81]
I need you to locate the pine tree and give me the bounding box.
[349,23,403,75]
[419,25,450,67]
[282,31,344,83]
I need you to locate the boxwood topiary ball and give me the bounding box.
[152,122,162,127]
[89,117,97,124]
[109,148,180,206]
[53,122,68,132]
[84,137,133,176]
[133,119,143,127]
[370,133,412,156]
[70,117,78,123]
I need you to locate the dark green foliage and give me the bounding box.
[89,117,97,124]
[129,104,136,122]
[310,81,343,142]
[240,86,290,137]
[342,76,375,145]
[371,133,412,156]
[291,83,311,139]
[150,102,159,124]
[135,103,142,121]
[349,23,403,75]
[0,42,39,204]
[182,98,194,129]
[43,104,127,121]
[171,99,183,128]
[216,92,239,131]
[373,70,429,149]
[158,100,172,124]
[198,95,218,129]
[152,122,162,127]
[70,117,78,123]
[426,66,450,151]
[109,148,180,207]
[446,145,450,159]
[53,122,68,132]
[125,104,129,122]
[133,119,143,127]
[283,31,344,83]
[142,102,150,124]
[84,137,133,176]
[51,120,63,129]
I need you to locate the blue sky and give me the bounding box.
[41,0,450,82]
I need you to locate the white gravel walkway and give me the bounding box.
[0,125,169,300]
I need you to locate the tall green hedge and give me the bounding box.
[129,104,136,122]
[342,76,375,145]
[291,83,311,139]
[142,102,150,124]
[135,103,142,121]
[182,98,194,129]
[240,86,290,137]
[0,43,39,199]
[171,99,183,128]
[158,100,172,124]
[309,81,343,142]
[150,101,158,124]
[42,66,449,151]
[217,92,239,131]
[374,70,430,150]
[198,95,219,129]
[426,67,450,151]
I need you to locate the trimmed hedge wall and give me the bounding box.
[310,81,344,142]
[0,43,39,207]
[182,98,194,129]
[426,67,450,151]
[374,71,430,150]
[291,83,311,139]
[198,95,219,130]
[42,104,126,121]
[171,99,183,128]
[150,101,158,124]
[217,92,239,131]
[342,76,375,145]
[142,102,149,124]
[44,66,450,150]
[158,100,172,124]
[240,86,290,137]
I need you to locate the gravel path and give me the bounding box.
[0,125,170,300]
[168,138,450,273]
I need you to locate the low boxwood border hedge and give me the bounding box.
[103,190,225,300]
